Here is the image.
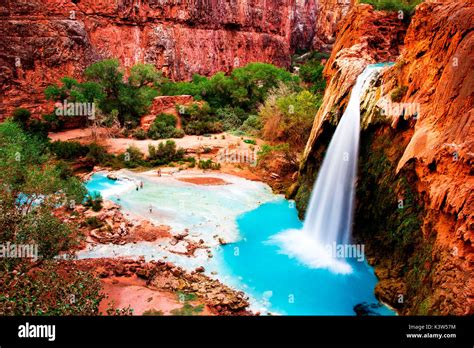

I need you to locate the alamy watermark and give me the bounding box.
[54,100,96,120]
[0,242,39,261]
[216,148,258,166]
[381,101,420,119]
[324,242,365,262]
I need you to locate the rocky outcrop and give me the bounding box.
[295,1,473,315]
[0,0,352,119]
[295,4,407,214]
[312,0,354,51]
[77,257,251,315]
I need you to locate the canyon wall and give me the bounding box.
[295,1,473,315]
[0,0,352,118]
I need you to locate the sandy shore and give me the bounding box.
[49,128,259,155]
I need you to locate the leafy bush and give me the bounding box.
[216,107,245,131]
[360,0,422,14]
[49,59,161,126]
[119,145,145,168]
[0,261,104,315]
[391,85,408,102]
[43,113,65,132]
[180,103,222,135]
[239,115,262,135]
[147,113,183,139]
[85,216,103,229]
[259,86,320,147]
[162,63,299,113]
[148,140,185,166]
[198,159,221,170]
[50,141,89,160]
[133,128,147,140]
[12,108,31,125]
[84,192,103,212]
[86,142,109,164]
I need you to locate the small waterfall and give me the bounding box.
[270,64,386,274]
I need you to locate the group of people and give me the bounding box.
[135,180,144,191]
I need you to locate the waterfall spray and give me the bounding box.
[270,64,387,274]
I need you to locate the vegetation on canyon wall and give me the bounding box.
[355,126,432,314]
[361,0,422,14]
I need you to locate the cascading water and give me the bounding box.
[271,64,387,274]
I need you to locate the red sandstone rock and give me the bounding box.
[303,4,407,162]
[302,0,473,315]
[0,0,349,119]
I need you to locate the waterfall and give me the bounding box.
[270,64,386,274]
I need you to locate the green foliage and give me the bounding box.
[85,216,103,229]
[0,121,87,264]
[239,114,262,135]
[82,59,159,126]
[259,86,320,147]
[391,85,408,102]
[215,107,245,131]
[147,113,183,139]
[198,159,221,170]
[147,140,185,166]
[119,145,145,168]
[0,261,104,315]
[84,192,103,212]
[179,103,222,135]
[162,63,299,113]
[42,113,65,132]
[133,128,147,140]
[11,108,49,139]
[12,108,31,126]
[257,143,290,162]
[360,0,422,14]
[50,141,89,160]
[128,63,164,88]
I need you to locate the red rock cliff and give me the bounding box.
[298,1,473,315]
[0,0,352,118]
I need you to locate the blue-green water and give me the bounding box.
[85,173,394,315]
[221,200,394,315]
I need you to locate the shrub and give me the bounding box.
[198,159,221,170]
[50,141,89,160]
[12,108,31,126]
[162,63,299,113]
[84,192,103,212]
[55,160,74,180]
[85,216,103,229]
[43,113,65,132]
[148,140,185,166]
[360,0,422,14]
[216,107,245,131]
[86,143,109,164]
[391,85,408,102]
[133,128,147,140]
[120,145,145,168]
[259,87,320,147]
[147,113,182,139]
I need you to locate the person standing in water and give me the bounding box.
[140,181,143,189]
[149,205,153,213]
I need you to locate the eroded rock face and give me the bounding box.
[297,1,473,315]
[0,0,353,119]
[301,4,407,167]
